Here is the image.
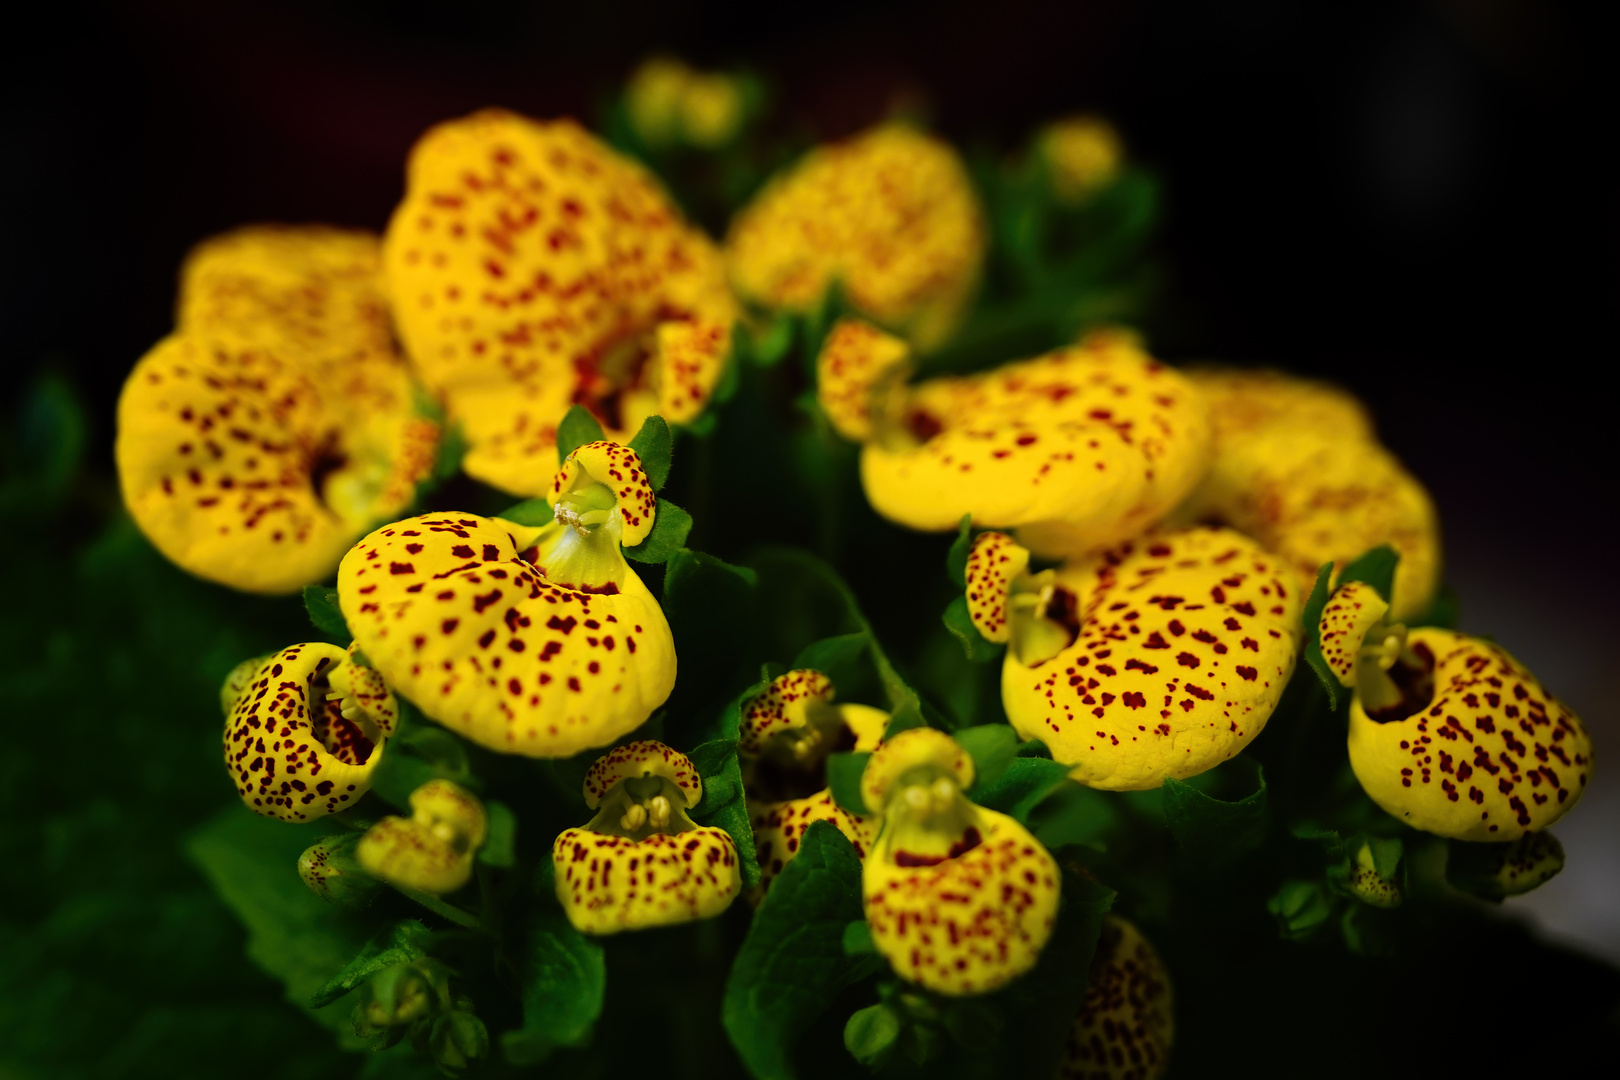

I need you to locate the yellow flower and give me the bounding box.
[725,126,986,352]
[117,227,440,593]
[1038,115,1125,205]
[1181,367,1440,620]
[553,740,741,934]
[1058,916,1174,1080]
[625,57,746,148]
[337,441,676,758]
[222,642,396,822]
[860,728,1060,996]
[1319,581,1593,841]
[824,323,1211,558]
[382,110,737,496]
[969,526,1303,791]
[358,779,489,895]
[738,669,887,891]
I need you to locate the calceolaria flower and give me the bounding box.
[359,779,489,895]
[968,527,1302,790]
[725,125,986,352]
[553,740,741,934]
[819,321,1211,558]
[337,441,676,758]
[117,226,440,593]
[1059,916,1174,1080]
[1180,367,1440,620]
[739,669,888,891]
[860,728,1060,995]
[1320,581,1592,840]
[223,642,396,822]
[625,56,748,148]
[1037,115,1125,205]
[382,110,737,496]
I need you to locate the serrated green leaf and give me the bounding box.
[308,921,431,1008]
[371,714,477,810]
[942,595,1002,663]
[722,822,883,1080]
[556,405,606,464]
[844,1004,902,1066]
[946,513,974,587]
[1339,544,1399,603]
[302,585,348,643]
[955,724,1019,790]
[791,631,871,692]
[664,548,759,711]
[689,736,761,889]
[626,414,674,491]
[968,756,1072,822]
[1299,562,1341,710]
[625,499,693,564]
[478,801,517,869]
[827,752,871,815]
[1162,764,1270,871]
[500,909,606,1065]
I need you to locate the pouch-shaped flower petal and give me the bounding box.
[860,728,1060,995]
[382,110,736,496]
[223,642,391,821]
[1059,917,1174,1080]
[860,331,1211,557]
[725,125,986,351]
[1182,367,1439,621]
[553,741,741,934]
[1346,627,1592,841]
[358,779,488,894]
[997,526,1303,791]
[815,319,912,443]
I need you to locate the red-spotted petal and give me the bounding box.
[1318,581,1389,687]
[549,441,659,548]
[582,740,703,809]
[552,826,741,934]
[964,531,1030,643]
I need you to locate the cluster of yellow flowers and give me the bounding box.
[118,90,1589,1079]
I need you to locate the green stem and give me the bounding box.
[392,884,483,930]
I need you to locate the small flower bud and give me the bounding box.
[424,1005,489,1072]
[356,958,453,1034]
[297,832,382,908]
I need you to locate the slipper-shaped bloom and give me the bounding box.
[738,669,888,890]
[553,740,741,934]
[1059,916,1174,1080]
[382,110,737,496]
[117,226,440,594]
[337,441,676,758]
[222,642,397,822]
[821,322,1212,558]
[969,526,1303,790]
[725,125,986,352]
[1181,367,1440,620]
[358,779,489,895]
[860,728,1060,996]
[1321,581,1592,841]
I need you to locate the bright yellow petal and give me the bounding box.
[358,816,475,894]
[1038,115,1125,205]
[1347,628,1591,841]
[964,531,1030,643]
[548,441,659,548]
[1059,916,1174,1080]
[863,806,1058,995]
[861,727,975,815]
[223,643,386,821]
[725,125,985,351]
[816,318,912,443]
[382,110,735,496]
[751,789,875,891]
[582,740,703,810]
[739,669,836,755]
[552,826,741,934]
[1317,581,1389,688]
[839,703,889,751]
[337,513,675,758]
[1003,527,1303,791]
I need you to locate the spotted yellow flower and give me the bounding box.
[1059,916,1174,1080]
[820,322,1211,558]
[739,669,888,891]
[358,779,489,895]
[222,642,396,822]
[725,125,985,352]
[860,728,1060,995]
[337,441,675,758]
[117,226,440,593]
[1181,367,1440,621]
[967,526,1303,790]
[1319,581,1592,841]
[382,110,737,496]
[553,741,741,934]
[1038,115,1125,205]
[626,56,747,148]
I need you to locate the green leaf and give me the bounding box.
[1027,782,1120,853]
[624,499,693,564]
[626,414,674,491]
[968,756,1072,822]
[844,1004,902,1066]
[1161,763,1270,872]
[371,713,477,810]
[955,724,1019,790]
[664,548,759,710]
[942,595,1002,663]
[1267,880,1336,940]
[722,822,883,1080]
[308,921,431,1008]
[791,631,871,692]
[500,909,607,1065]
[1299,562,1341,710]
[827,752,871,815]
[946,513,974,587]
[1339,544,1400,603]
[497,497,553,527]
[749,314,795,367]
[841,920,875,956]
[302,585,348,644]
[478,801,517,869]
[555,404,605,464]
[689,737,762,889]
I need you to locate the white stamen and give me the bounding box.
[648,795,671,830]
[620,803,648,832]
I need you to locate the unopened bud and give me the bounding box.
[425,1006,489,1072]
[357,958,453,1033]
[298,832,382,908]
[220,654,270,716]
